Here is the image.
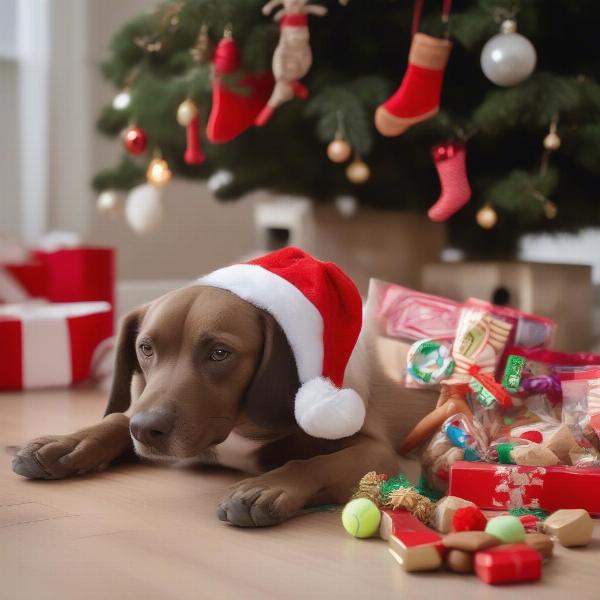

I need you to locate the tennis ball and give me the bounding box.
[485,515,525,544]
[341,498,381,538]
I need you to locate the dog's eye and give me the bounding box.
[139,343,153,357]
[210,348,230,362]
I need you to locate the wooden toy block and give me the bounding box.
[543,509,594,547]
[449,461,600,514]
[431,495,476,533]
[379,509,441,544]
[524,533,554,560]
[385,511,444,572]
[474,544,542,585]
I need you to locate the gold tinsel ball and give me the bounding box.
[176,99,199,127]
[346,159,370,184]
[476,205,498,229]
[543,131,561,151]
[147,157,172,187]
[327,138,352,163]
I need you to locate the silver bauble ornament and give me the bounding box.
[125,184,164,234]
[480,20,537,87]
[334,195,358,218]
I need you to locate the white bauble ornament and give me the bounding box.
[481,20,536,87]
[125,184,164,234]
[96,190,119,215]
[207,169,234,193]
[476,205,498,229]
[176,99,199,127]
[543,132,561,151]
[334,195,358,218]
[112,89,131,110]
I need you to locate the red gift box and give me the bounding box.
[475,544,541,585]
[0,262,48,302]
[449,461,600,514]
[0,302,113,389]
[35,247,114,306]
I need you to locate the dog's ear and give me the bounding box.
[104,307,147,416]
[244,312,300,429]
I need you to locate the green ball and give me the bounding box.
[341,498,381,538]
[485,515,526,543]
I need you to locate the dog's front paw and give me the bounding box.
[12,434,104,480]
[217,476,305,527]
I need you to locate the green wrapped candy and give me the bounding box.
[485,515,526,544]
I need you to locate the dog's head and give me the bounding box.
[105,285,300,459]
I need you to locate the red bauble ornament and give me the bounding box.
[123,126,148,155]
[452,506,488,532]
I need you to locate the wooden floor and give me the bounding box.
[1,388,600,600]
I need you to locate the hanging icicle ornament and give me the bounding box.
[346,158,370,184]
[112,88,131,110]
[476,205,498,229]
[122,125,148,155]
[481,18,536,87]
[146,152,172,187]
[543,115,561,151]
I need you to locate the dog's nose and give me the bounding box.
[129,410,175,448]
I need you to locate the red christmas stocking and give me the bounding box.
[428,141,471,222]
[375,33,452,137]
[206,35,274,143]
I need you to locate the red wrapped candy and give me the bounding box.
[475,544,542,585]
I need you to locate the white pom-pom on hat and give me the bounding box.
[295,377,366,440]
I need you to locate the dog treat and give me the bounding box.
[524,533,554,560]
[474,544,542,585]
[445,548,474,574]
[443,531,501,552]
[431,495,476,533]
[543,509,594,547]
[518,514,540,532]
[452,506,487,532]
[542,424,578,465]
[510,443,560,467]
[341,498,381,538]
[485,515,526,544]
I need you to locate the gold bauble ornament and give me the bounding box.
[346,159,370,184]
[476,205,498,229]
[543,131,561,151]
[327,138,352,163]
[543,200,558,219]
[176,99,199,127]
[147,157,172,187]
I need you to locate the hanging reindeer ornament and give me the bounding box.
[255,0,327,126]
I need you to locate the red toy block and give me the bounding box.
[380,509,442,546]
[449,461,600,515]
[475,544,542,585]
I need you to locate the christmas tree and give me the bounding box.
[94,0,600,256]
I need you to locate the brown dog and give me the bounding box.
[12,284,436,526]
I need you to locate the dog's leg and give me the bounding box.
[12,413,133,480]
[218,437,399,527]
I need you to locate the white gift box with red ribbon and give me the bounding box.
[0,301,113,389]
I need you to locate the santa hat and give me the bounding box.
[197,247,365,439]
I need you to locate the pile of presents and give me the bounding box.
[367,278,600,515]
[0,233,114,390]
